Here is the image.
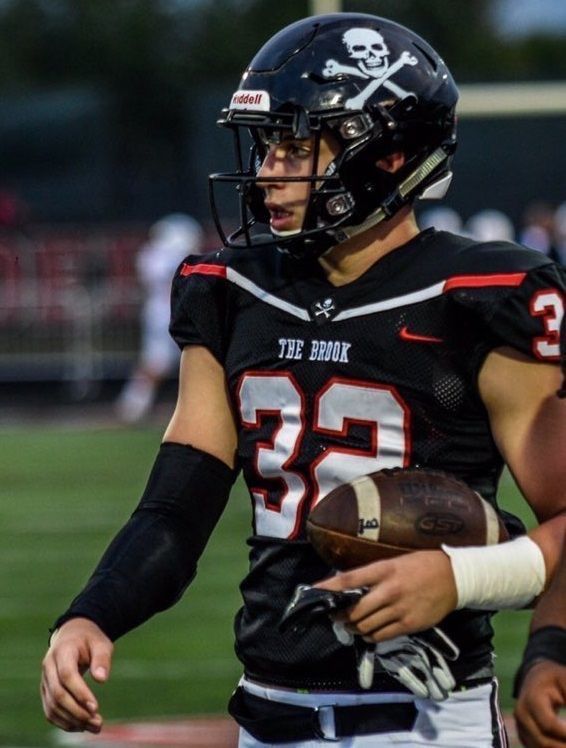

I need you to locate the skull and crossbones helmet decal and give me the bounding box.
[210,13,458,257]
[341,28,391,77]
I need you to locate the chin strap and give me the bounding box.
[397,147,452,202]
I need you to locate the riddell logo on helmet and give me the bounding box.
[230,90,271,111]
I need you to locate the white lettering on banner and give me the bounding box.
[230,90,271,111]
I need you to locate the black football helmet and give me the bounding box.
[209,13,458,257]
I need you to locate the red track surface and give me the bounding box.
[56,713,521,747]
[57,716,238,747]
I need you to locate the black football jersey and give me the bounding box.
[170,228,565,691]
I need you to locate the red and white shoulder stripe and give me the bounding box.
[179,263,526,322]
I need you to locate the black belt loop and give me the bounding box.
[334,700,418,737]
[228,686,418,743]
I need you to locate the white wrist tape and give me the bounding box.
[442,535,546,610]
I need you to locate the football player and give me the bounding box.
[41,13,566,746]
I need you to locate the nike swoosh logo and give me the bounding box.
[399,326,444,344]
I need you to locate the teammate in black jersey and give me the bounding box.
[41,13,566,746]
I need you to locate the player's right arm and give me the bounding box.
[162,344,238,463]
[41,345,238,733]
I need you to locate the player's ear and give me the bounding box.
[376,152,406,173]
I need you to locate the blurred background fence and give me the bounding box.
[0,225,142,384]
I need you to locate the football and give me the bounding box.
[306,469,509,570]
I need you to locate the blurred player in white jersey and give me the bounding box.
[116,213,203,422]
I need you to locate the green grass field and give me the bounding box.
[0,425,536,746]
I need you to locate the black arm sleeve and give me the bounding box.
[51,443,239,641]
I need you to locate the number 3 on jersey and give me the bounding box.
[237,372,411,539]
[530,289,564,359]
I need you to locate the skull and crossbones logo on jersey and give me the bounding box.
[322,28,418,109]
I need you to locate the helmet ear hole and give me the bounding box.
[376,152,406,174]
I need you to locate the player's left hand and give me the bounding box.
[315,550,458,641]
[514,660,566,748]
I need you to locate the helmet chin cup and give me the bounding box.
[271,226,302,238]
